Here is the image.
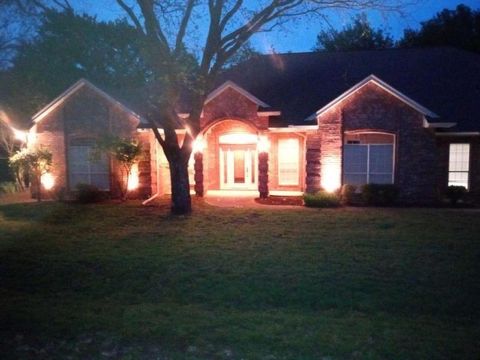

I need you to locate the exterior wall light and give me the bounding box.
[41,172,55,190]
[257,136,270,153]
[192,137,205,154]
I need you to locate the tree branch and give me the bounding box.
[116,0,145,33]
[175,0,195,55]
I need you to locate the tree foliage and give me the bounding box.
[9,147,52,200]
[93,136,143,201]
[315,13,394,51]
[398,4,480,53]
[3,9,153,119]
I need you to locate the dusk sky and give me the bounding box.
[67,0,480,53]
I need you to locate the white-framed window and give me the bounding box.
[448,143,470,189]
[278,138,300,186]
[68,145,110,190]
[343,133,394,186]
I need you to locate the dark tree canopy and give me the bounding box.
[2,10,154,120]
[315,13,394,51]
[398,4,480,53]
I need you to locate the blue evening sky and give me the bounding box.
[71,0,480,53]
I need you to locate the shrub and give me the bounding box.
[75,183,105,203]
[304,191,341,208]
[340,184,357,205]
[0,181,18,194]
[445,185,468,206]
[361,184,399,206]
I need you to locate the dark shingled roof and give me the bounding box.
[219,47,480,131]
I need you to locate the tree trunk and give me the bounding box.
[169,156,192,214]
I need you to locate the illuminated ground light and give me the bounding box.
[41,173,55,190]
[127,165,139,191]
[321,161,341,192]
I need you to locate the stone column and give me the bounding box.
[258,152,269,198]
[194,152,204,196]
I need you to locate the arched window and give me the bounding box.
[343,132,394,186]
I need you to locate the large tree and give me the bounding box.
[314,13,394,51]
[15,0,408,214]
[398,4,480,53]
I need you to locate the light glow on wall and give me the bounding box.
[219,133,257,144]
[192,137,205,153]
[41,173,55,190]
[127,164,139,191]
[257,136,270,153]
[321,159,341,193]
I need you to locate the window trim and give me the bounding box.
[277,137,300,186]
[448,143,470,189]
[343,131,396,186]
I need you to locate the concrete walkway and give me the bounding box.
[204,190,305,209]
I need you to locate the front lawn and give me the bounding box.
[0,199,479,359]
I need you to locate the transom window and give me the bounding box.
[68,143,110,190]
[343,132,394,186]
[278,138,300,186]
[448,143,470,189]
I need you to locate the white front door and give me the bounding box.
[220,145,257,189]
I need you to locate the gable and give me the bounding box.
[205,81,270,108]
[31,79,141,126]
[306,75,439,122]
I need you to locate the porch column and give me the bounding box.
[258,152,269,198]
[194,152,204,196]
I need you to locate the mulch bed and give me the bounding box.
[255,195,304,206]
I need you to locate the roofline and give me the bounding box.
[305,74,439,121]
[436,132,480,136]
[31,79,142,125]
[205,80,270,108]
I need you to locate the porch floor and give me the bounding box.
[204,190,304,209]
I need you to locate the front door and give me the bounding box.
[220,145,257,189]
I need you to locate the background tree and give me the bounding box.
[315,13,394,51]
[398,4,480,53]
[2,9,154,120]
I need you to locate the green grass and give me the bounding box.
[0,199,479,359]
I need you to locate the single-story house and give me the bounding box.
[26,47,480,203]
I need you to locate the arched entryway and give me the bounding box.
[195,119,267,195]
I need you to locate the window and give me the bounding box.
[68,144,110,190]
[343,133,394,186]
[278,138,300,185]
[448,143,470,189]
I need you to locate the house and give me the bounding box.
[27,47,480,204]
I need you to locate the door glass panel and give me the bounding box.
[234,149,245,183]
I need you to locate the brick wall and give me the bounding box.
[34,85,140,198]
[307,81,439,203]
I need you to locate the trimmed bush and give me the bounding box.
[361,184,399,206]
[0,181,18,194]
[304,191,341,208]
[445,185,468,206]
[340,184,357,205]
[75,183,105,203]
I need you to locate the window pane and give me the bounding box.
[344,173,368,186]
[278,138,299,185]
[344,145,368,173]
[69,174,90,189]
[68,146,89,173]
[449,144,470,172]
[369,145,393,174]
[369,174,393,184]
[448,172,469,188]
[90,173,110,190]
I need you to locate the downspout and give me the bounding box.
[142,130,161,205]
